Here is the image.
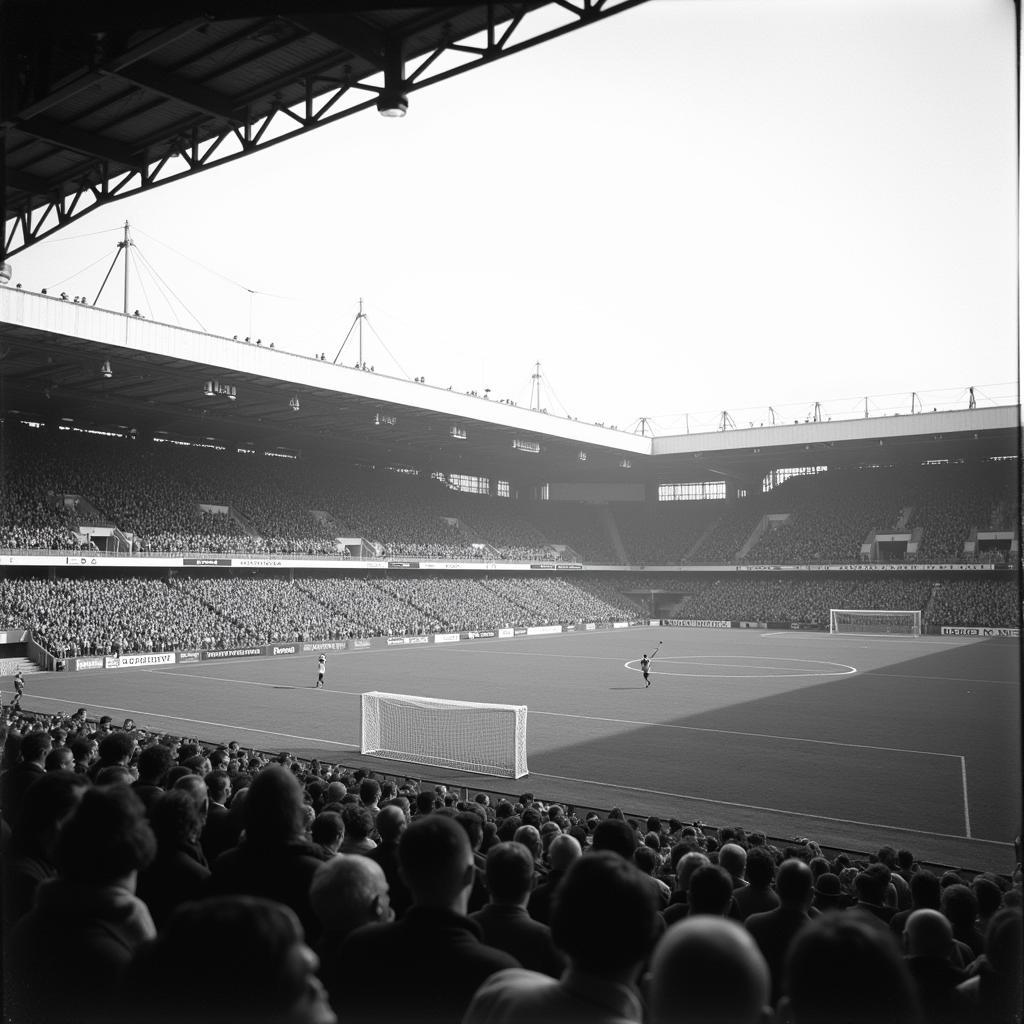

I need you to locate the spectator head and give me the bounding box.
[55,784,156,885]
[633,845,660,877]
[777,858,815,911]
[340,805,374,843]
[904,908,954,959]
[14,770,90,859]
[745,846,776,889]
[547,832,582,873]
[137,743,174,785]
[69,736,98,766]
[97,731,134,766]
[676,851,711,896]
[44,747,75,773]
[854,862,892,907]
[173,774,208,818]
[311,811,344,853]
[183,753,212,776]
[972,876,1003,920]
[414,791,437,816]
[243,765,305,843]
[687,864,735,917]
[455,810,484,852]
[150,789,204,847]
[20,731,52,766]
[513,823,542,862]
[550,852,660,980]
[983,907,1023,979]
[909,870,941,910]
[95,765,135,787]
[649,918,771,1024]
[325,781,347,803]
[783,914,920,1024]
[485,842,535,906]
[592,818,636,860]
[398,814,475,911]
[812,873,844,912]
[206,769,231,806]
[376,804,407,845]
[940,883,978,933]
[126,896,334,1024]
[719,842,747,884]
[358,777,381,808]
[310,855,392,939]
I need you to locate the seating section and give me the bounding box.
[0,424,1016,565]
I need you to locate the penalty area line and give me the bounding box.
[528,770,996,845]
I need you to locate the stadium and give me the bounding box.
[1,4,1021,1024]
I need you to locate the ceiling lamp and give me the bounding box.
[289,395,301,412]
[100,359,112,379]
[377,40,408,117]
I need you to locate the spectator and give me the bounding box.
[648,917,771,1024]
[464,851,660,1024]
[469,841,566,977]
[719,842,749,890]
[688,864,735,917]
[338,804,377,855]
[941,884,985,960]
[902,908,971,1024]
[781,913,922,1024]
[663,850,711,925]
[6,785,157,1024]
[1,728,51,825]
[339,814,519,1024]
[207,765,331,943]
[136,788,210,928]
[745,858,815,1007]
[124,895,336,1024]
[311,810,344,856]
[955,907,1023,1023]
[131,742,174,812]
[2,769,89,926]
[200,768,236,863]
[733,846,780,921]
[366,803,413,918]
[527,831,581,925]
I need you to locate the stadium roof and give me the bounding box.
[2,0,648,257]
[1,286,1018,488]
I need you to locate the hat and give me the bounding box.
[814,873,843,899]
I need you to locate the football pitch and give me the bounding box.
[20,626,1021,874]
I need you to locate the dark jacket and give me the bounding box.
[337,906,521,1024]
[469,903,566,978]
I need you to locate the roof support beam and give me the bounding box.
[101,61,241,122]
[16,117,141,167]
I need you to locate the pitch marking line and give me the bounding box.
[22,694,361,749]
[527,770,1000,846]
[961,757,972,839]
[625,656,857,679]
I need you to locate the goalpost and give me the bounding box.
[829,609,922,636]
[361,691,529,779]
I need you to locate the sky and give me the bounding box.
[5,0,1019,435]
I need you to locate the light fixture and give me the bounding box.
[619,458,632,469]
[100,359,112,379]
[289,395,300,412]
[203,380,215,397]
[377,39,408,117]
[204,380,237,400]
[450,425,467,440]
[512,439,540,453]
[578,450,588,461]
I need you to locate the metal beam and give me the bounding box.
[16,116,141,166]
[285,11,386,65]
[101,61,241,122]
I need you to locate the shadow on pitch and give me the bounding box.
[608,685,648,690]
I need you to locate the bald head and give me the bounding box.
[776,858,814,909]
[719,843,747,883]
[548,833,582,872]
[904,908,954,959]
[310,854,391,938]
[676,851,710,893]
[649,918,770,1024]
[376,804,407,843]
[513,824,542,861]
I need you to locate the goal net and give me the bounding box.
[361,691,528,779]
[829,609,922,636]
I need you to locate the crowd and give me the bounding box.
[0,575,645,658]
[1,423,1017,568]
[923,580,1020,631]
[0,708,1019,1024]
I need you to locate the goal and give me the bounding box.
[360,691,528,778]
[829,609,922,636]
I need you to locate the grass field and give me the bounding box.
[14,626,1020,874]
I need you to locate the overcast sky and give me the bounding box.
[7,0,1018,434]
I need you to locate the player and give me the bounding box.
[315,654,326,689]
[12,668,25,709]
[640,653,651,687]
